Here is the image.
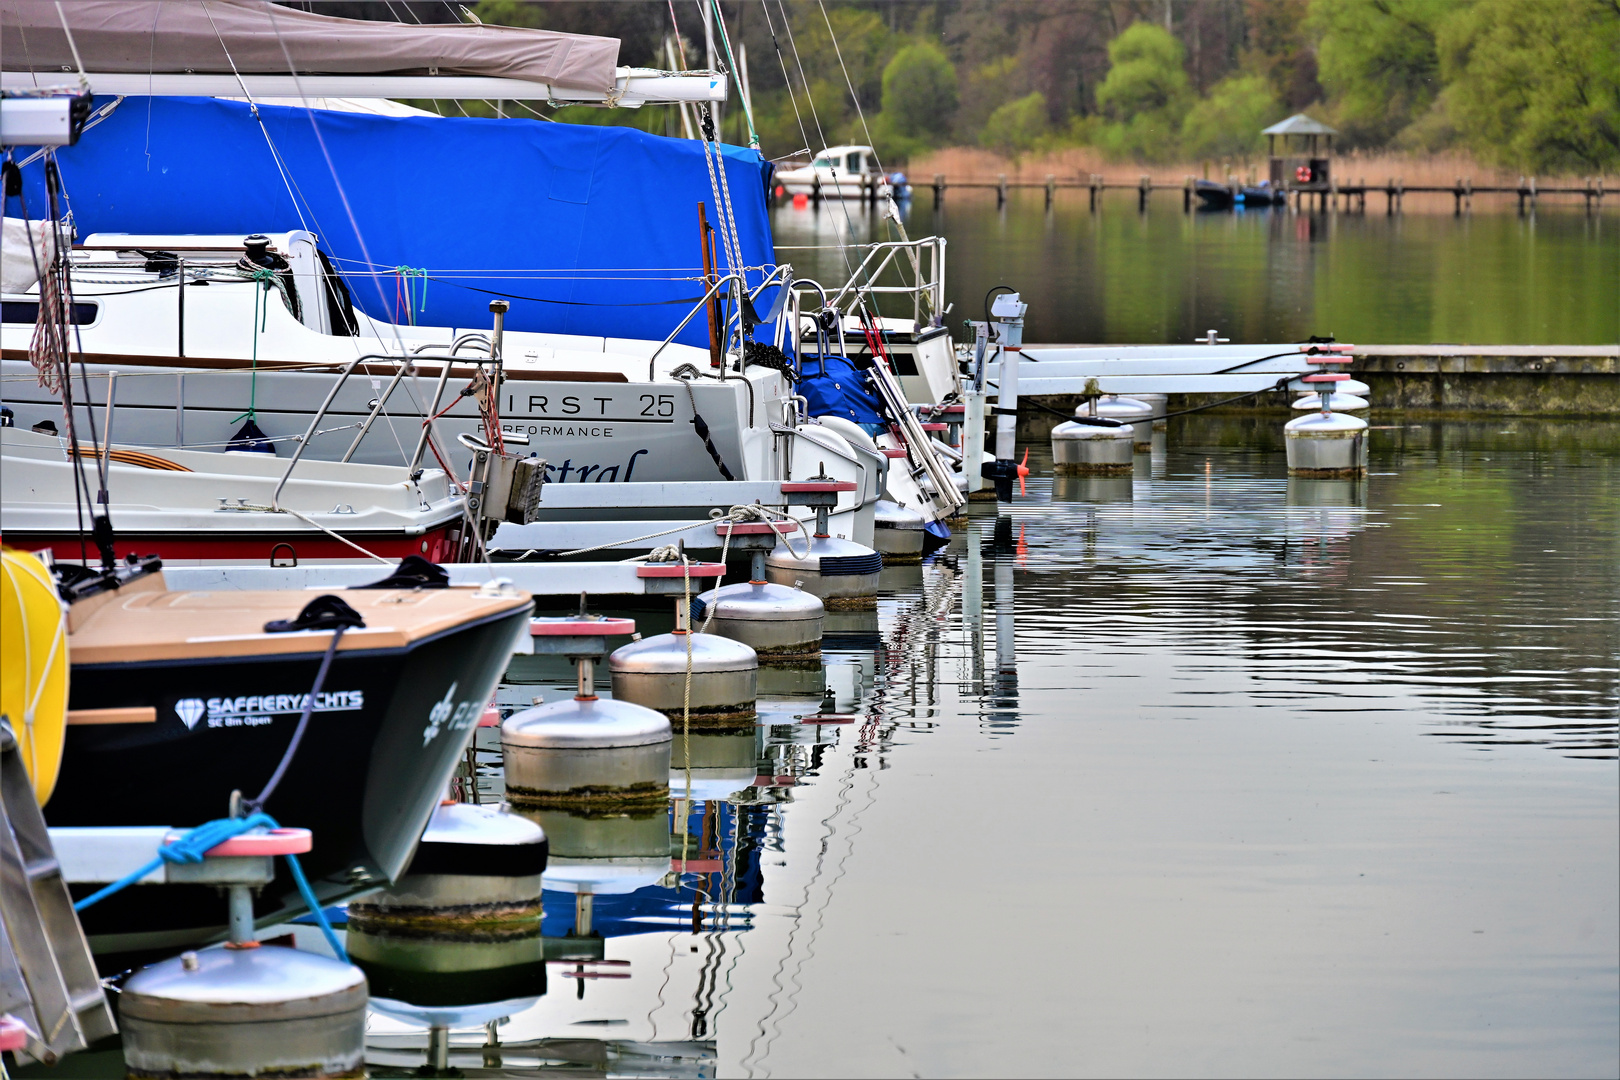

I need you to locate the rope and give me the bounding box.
[548,503,806,561]
[1024,377,1297,425]
[242,628,346,815]
[394,266,427,324]
[72,624,352,958]
[71,812,347,963]
[200,1,312,235]
[758,0,813,160]
[816,0,884,177]
[707,0,758,149]
[230,268,279,424]
[680,376,738,480]
[679,553,694,887]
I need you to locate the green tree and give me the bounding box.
[1438,0,1620,172]
[1096,23,1193,120]
[880,42,959,142]
[1308,0,1454,146]
[1094,22,1193,161]
[979,92,1050,155]
[1181,74,1280,160]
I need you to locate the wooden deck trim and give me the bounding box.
[66,707,157,725]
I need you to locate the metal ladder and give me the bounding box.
[0,720,117,1066]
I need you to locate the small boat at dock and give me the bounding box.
[37,552,532,959]
[1194,178,1286,209]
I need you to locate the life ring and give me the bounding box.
[1295,165,1313,183]
[1,548,69,806]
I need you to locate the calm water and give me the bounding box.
[361,419,1617,1078]
[772,197,1620,347]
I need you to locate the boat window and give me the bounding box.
[847,151,863,173]
[1,300,98,325]
[812,156,834,169]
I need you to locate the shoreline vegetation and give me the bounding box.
[455,0,1619,181]
[900,146,1618,209]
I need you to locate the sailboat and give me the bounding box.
[1,0,966,552]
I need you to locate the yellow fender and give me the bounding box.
[1,547,69,806]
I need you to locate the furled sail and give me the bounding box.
[0,0,619,93]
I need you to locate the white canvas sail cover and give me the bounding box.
[0,0,619,93]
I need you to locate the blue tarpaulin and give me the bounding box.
[18,96,775,347]
[797,353,886,429]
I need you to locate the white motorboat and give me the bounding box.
[776,145,895,200]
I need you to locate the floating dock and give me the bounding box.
[1013,344,1619,437]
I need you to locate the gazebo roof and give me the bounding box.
[1262,113,1337,136]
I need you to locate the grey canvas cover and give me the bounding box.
[0,0,619,92]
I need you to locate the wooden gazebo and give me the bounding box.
[1265,114,1336,191]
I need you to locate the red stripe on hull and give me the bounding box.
[5,524,459,564]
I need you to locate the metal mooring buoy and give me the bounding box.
[609,597,759,732]
[119,828,367,1079]
[1292,392,1369,412]
[1087,395,1156,451]
[870,499,929,564]
[1285,410,1370,475]
[765,472,883,609]
[693,520,824,664]
[503,609,672,810]
[346,801,548,1009]
[1285,360,1369,477]
[1051,419,1135,475]
[1132,392,1169,432]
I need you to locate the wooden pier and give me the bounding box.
[907,173,1609,215]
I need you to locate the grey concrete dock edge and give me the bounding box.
[1013,345,1619,437]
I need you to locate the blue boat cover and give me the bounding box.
[19,96,775,347]
[796,353,886,429]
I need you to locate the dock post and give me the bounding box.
[1530,175,1538,212]
[1138,175,1151,212]
[1045,174,1055,209]
[1465,176,1473,213]
[1396,177,1404,213]
[1183,176,1193,212]
[1453,178,1463,216]
[1089,174,1100,211]
[933,173,944,209]
[812,173,821,206]
[997,174,1007,208]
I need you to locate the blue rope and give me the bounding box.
[72,812,349,964]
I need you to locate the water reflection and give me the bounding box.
[773,197,1618,345]
[365,420,1616,1077]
